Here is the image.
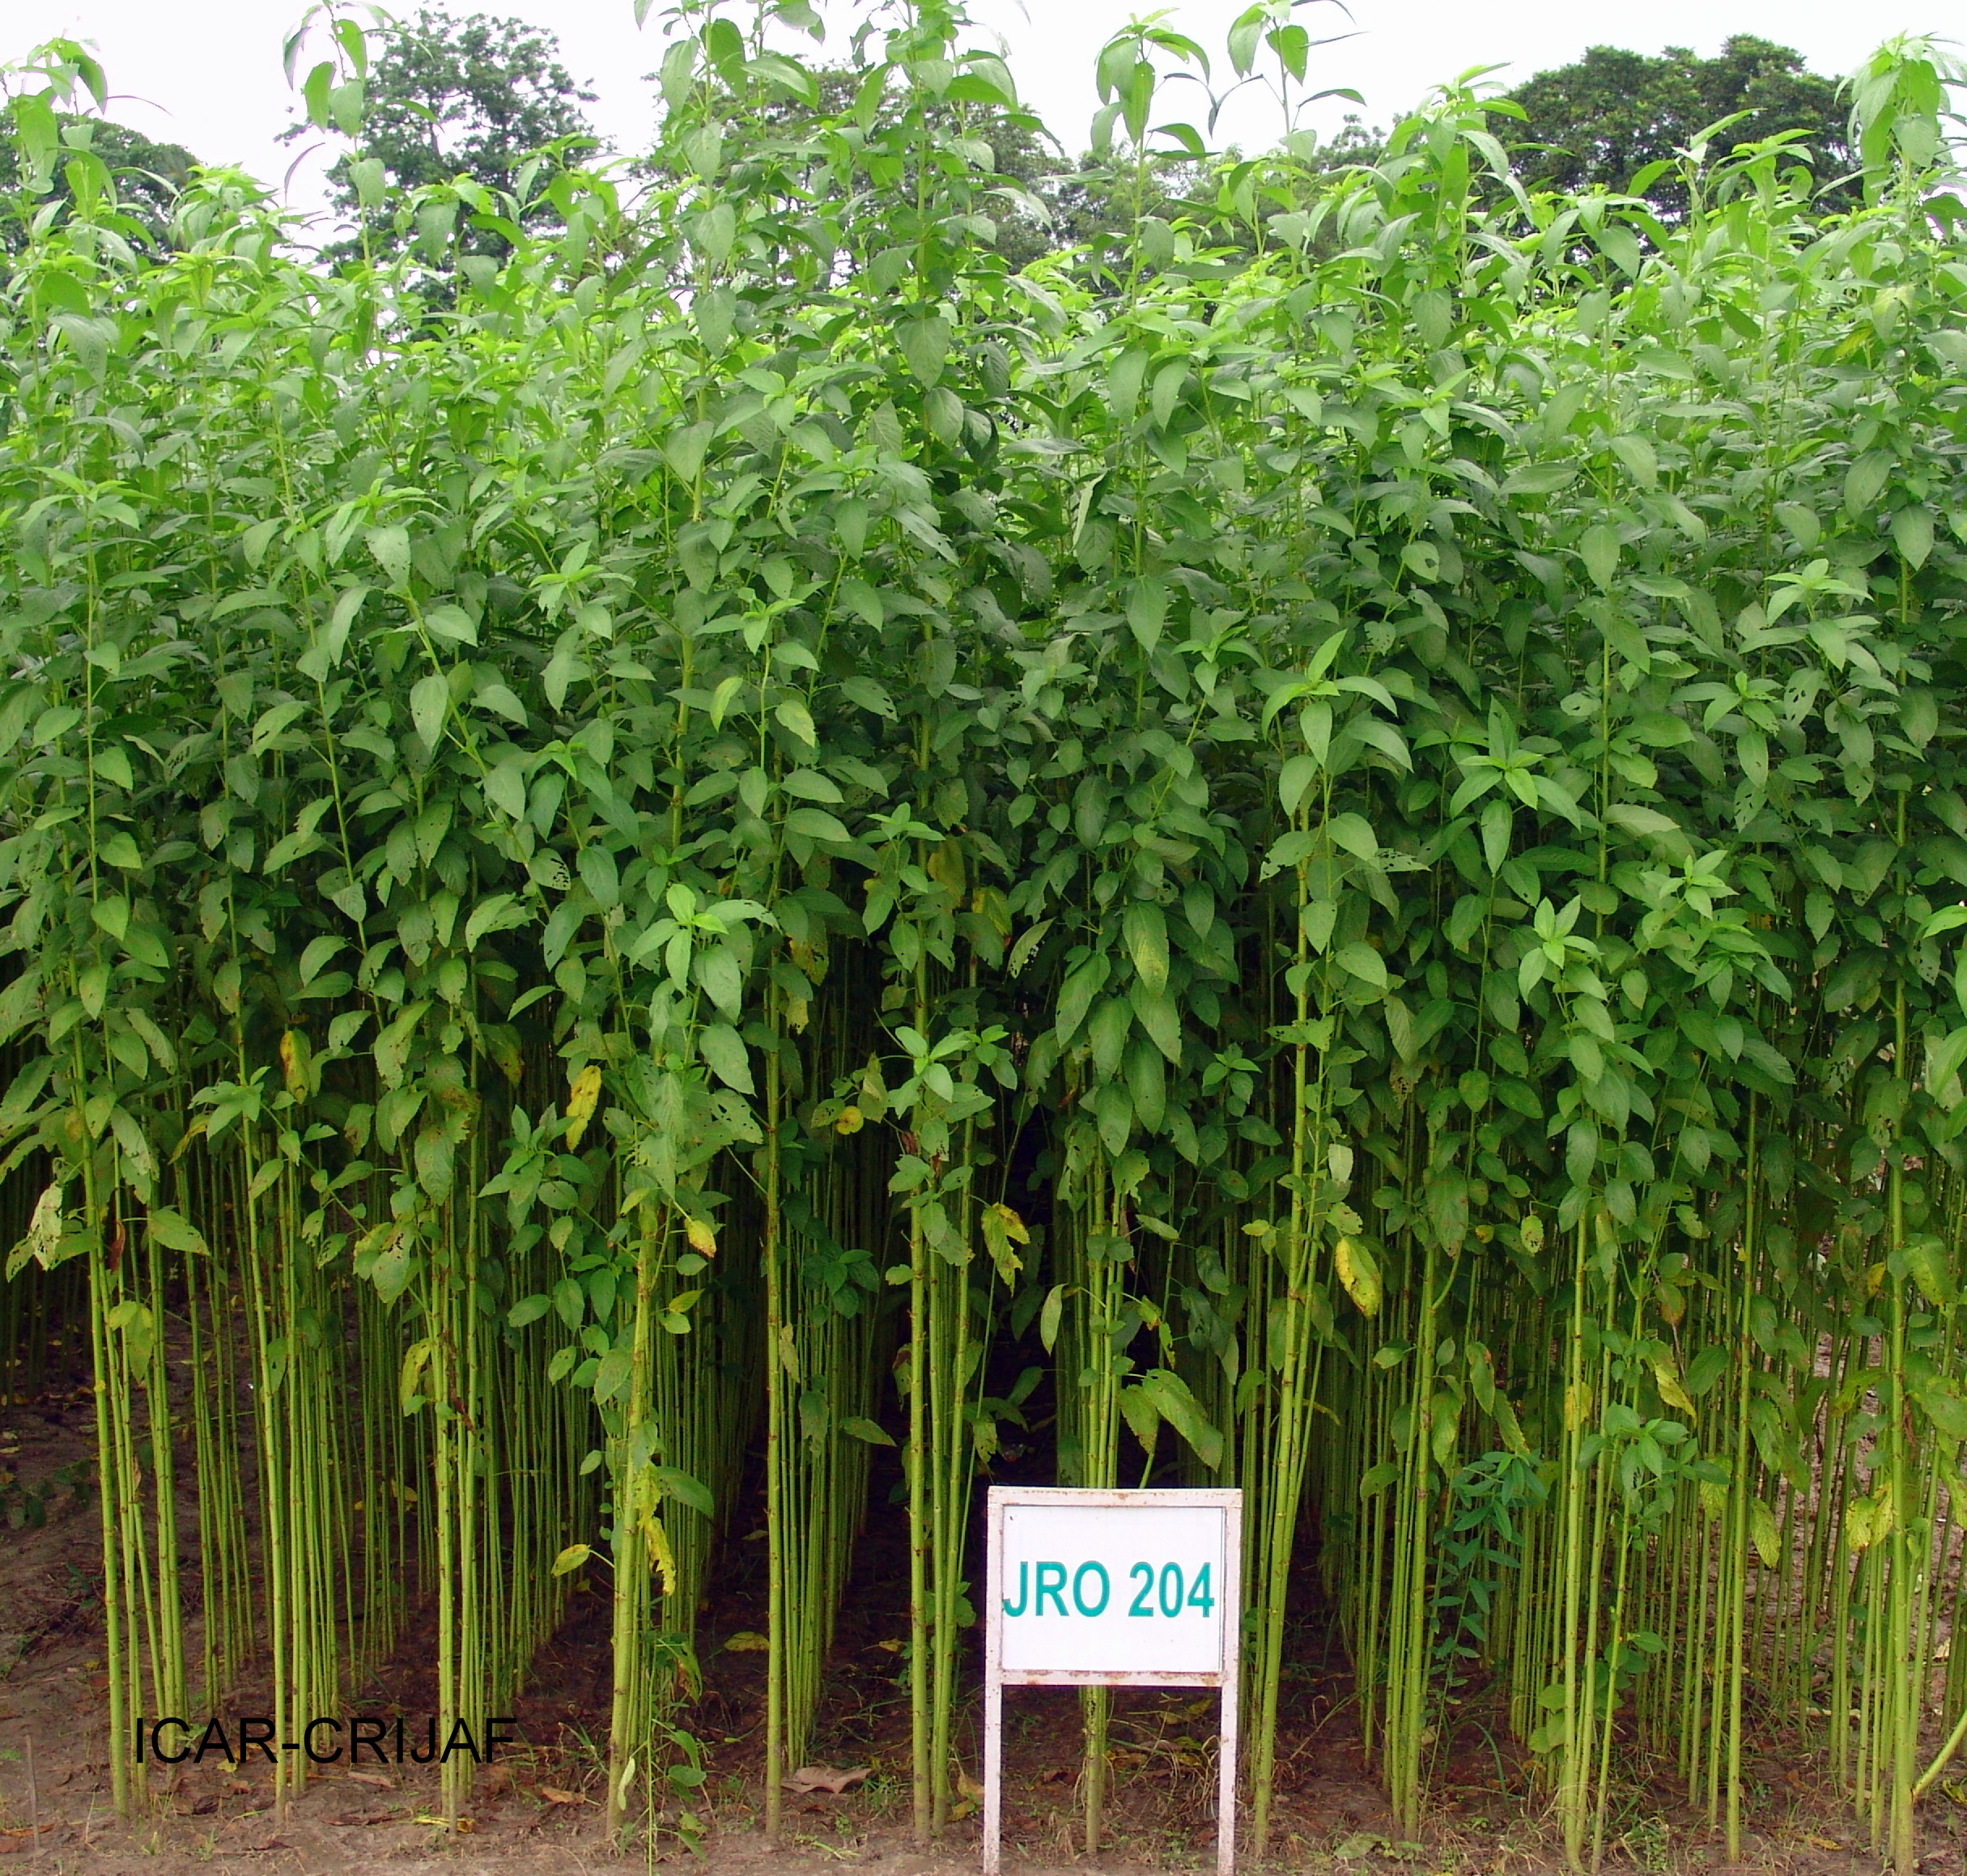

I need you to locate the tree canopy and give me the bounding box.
[295,6,597,257]
[1502,36,1855,216]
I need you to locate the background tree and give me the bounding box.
[289,6,597,259]
[1502,36,1855,217]
[0,116,199,252]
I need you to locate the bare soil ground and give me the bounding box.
[2,1369,1959,1876]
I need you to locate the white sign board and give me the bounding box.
[982,1487,1242,1876]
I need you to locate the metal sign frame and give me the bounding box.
[982,1485,1243,1876]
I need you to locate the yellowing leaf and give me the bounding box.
[1749,1497,1781,1569]
[642,1509,677,1596]
[565,1063,603,1148]
[550,1543,592,1577]
[1334,1236,1382,1315]
[685,1215,717,1256]
[1651,1357,1696,1417]
[981,1200,1030,1285]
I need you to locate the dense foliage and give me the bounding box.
[3,5,1967,1871]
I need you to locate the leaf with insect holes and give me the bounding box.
[980,1201,1029,1285]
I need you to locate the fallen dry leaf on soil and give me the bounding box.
[724,1630,770,1652]
[538,1785,585,1805]
[782,1765,870,1795]
[346,1770,394,1789]
[328,1810,394,1827]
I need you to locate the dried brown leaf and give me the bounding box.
[782,1764,870,1795]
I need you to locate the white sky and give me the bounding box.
[23,0,1910,223]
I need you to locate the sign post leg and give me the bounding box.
[1217,1667,1238,1876]
[983,1667,1003,1876]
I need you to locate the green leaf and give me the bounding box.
[1123,901,1169,992]
[367,524,411,587]
[897,312,952,385]
[1039,1282,1065,1353]
[465,893,530,950]
[783,807,849,843]
[1893,507,1934,569]
[91,893,130,942]
[1335,941,1389,993]
[654,1465,714,1515]
[1125,575,1166,653]
[1278,753,1319,817]
[410,673,449,751]
[1920,1382,1967,1444]
[840,676,895,719]
[1137,1368,1222,1471]
[1326,813,1377,860]
[424,603,478,645]
[593,1347,632,1403]
[486,762,528,819]
[1580,522,1621,590]
[775,698,817,747]
[145,1208,208,1257]
[699,1022,754,1094]
[1055,954,1109,1045]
